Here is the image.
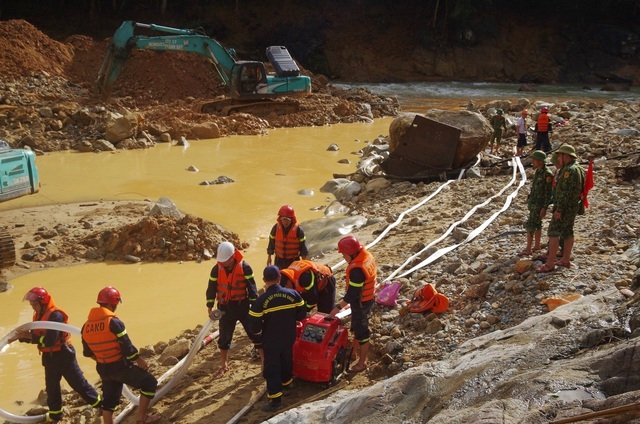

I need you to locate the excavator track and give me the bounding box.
[197,99,300,117]
[0,228,16,268]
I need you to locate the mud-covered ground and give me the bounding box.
[1,17,640,424]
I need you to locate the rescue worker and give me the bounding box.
[535,106,553,153]
[81,287,160,424]
[328,236,377,373]
[249,266,306,412]
[280,259,336,314]
[537,145,585,273]
[489,108,508,155]
[266,205,309,269]
[206,241,263,377]
[8,287,102,423]
[518,150,553,256]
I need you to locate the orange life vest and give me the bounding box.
[345,249,377,302]
[216,251,250,304]
[33,301,71,353]
[537,113,550,132]
[82,307,123,364]
[274,223,302,259]
[285,260,333,293]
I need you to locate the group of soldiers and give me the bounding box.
[519,144,587,273]
[10,205,378,419]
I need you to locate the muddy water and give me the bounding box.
[0,118,394,413]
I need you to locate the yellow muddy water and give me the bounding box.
[0,118,394,414]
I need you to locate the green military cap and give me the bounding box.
[530,150,546,161]
[556,144,577,158]
[496,108,504,114]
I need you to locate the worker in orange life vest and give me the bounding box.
[328,236,377,373]
[81,287,160,424]
[8,287,102,423]
[206,241,263,377]
[534,106,553,153]
[266,205,309,269]
[280,259,336,314]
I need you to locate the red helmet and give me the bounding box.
[23,287,50,305]
[338,236,363,256]
[97,286,122,305]
[541,107,549,113]
[278,205,295,218]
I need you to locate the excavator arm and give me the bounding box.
[96,21,238,97]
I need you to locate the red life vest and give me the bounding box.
[216,251,250,304]
[537,113,550,132]
[345,249,377,302]
[285,260,333,293]
[33,300,71,353]
[82,307,123,364]
[274,223,302,259]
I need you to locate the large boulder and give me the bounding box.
[389,111,492,169]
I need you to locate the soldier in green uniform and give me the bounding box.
[537,145,585,273]
[518,150,553,256]
[489,108,508,155]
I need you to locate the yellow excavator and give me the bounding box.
[96,21,312,116]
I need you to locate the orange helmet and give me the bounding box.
[338,236,363,256]
[278,205,295,218]
[541,106,549,113]
[97,286,122,305]
[24,287,50,305]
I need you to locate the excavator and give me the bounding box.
[96,21,312,116]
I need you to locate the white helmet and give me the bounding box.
[217,242,235,262]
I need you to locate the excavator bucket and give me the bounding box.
[381,115,462,179]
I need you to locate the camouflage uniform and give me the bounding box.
[489,114,507,145]
[548,160,585,238]
[525,164,553,232]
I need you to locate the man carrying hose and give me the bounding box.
[9,286,102,423]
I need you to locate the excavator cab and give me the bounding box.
[232,62,267,97]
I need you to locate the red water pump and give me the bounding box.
[292,313,351,385]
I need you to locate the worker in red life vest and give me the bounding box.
[534,106,553,153]
[206,242,263,377]
[280,259,336,314]
[8,287,102,423]
[328,236,377,373]
[81,287,160,424]
[248,266,306,412]
[266,205,309,269]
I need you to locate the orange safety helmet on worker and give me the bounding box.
[215,242,251,305]
[25,287,71,353]
[339,236,377,302]
[81,286,123,364]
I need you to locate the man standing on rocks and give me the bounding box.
[489,108,507,155]
[329,236,377,373]
[516,109,528,157]
[206,241,263,377]
[266,205,309,269]
[537,145,585,273]
[249,266,306,412]
[519,150,553,256]
[535,106,553,153]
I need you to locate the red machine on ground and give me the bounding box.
[292,313,351,386]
